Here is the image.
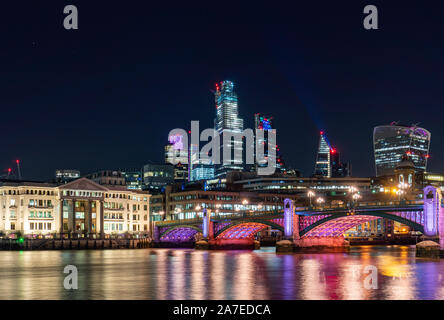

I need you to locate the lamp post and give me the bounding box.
[348,186,360,207]
[307,190,315,207]
[316,197,325,207]
[352,193,361,205]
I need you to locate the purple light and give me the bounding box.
[160,227,199,242]
[202,208,209,238]
[424,186,440,236]
[283,198,293,238]
[169,134,184,150]
[217,223,268,240]
[303,215,378,237]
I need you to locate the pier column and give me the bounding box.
[99,200,105,239]
[59,199,64,236]
[284,198,298,240]
[72,199,76,237]
[423,186,444,249]
[423,186,441,238]
[202,208,210,240]
[85,200,92,235]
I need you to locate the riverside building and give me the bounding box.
[0,178,150,238]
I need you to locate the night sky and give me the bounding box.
[1,1,444,180]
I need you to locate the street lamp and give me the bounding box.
[307,190,315,207]
[348,186,358,194]
[316,197,325,206]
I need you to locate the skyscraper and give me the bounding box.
[214,81,244,176]
[314,131,332,177]
[330,149,351,177]
[373,123,431,177]
[254,113,284,173]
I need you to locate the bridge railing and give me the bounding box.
[303,199,423,212]
[155,210,284,227]
[154,199,425,226]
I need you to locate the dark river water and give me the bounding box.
[1,245,443,300]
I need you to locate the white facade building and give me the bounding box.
[0,178,151,238]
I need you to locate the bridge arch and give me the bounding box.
[215,220,284,240]
[300,211,424,238]
[159,225,202,242]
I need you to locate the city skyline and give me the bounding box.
[3,1,444,305]
[2,2,444,181]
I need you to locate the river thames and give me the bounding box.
[1,245,443,300]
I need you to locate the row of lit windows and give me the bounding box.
[29,211,53,219]
[29,222,52,230]
[1,189,56,196]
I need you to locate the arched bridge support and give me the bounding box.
[423,186,443,240]
[283,198,299,240]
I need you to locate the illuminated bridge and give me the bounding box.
[153,186,444,249]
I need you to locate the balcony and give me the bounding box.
[28,204,54,209]
[104,207,124,211]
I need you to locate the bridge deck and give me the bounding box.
[155,200,425,227]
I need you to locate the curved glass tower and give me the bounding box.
[373,124,431,177]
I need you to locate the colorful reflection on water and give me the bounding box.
[0,246,443,300]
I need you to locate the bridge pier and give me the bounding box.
[208,238,259,250]
[276,198,299,252]
[417,186,444,258]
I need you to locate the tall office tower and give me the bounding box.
[253,113,284,173]
[314,131,332,177]
[214,81,244,176]
[373,123,431,177]
[330,148,351,177]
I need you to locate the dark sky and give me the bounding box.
[1,0,444,180]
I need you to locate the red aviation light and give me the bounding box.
[425,154,430,159]
[330,148,336,154]
[320,131,324,135]
[7,168,11,173]
[16,159,20,164]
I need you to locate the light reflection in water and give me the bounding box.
[300,258,327,300]
[0,246,442,299]
[210,252,225,300]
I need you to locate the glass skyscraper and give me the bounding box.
[214,81,244,176]
[189,142,215,181]
[254,113,284,172]
[373,123,431,177]
[314,131,332,177]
